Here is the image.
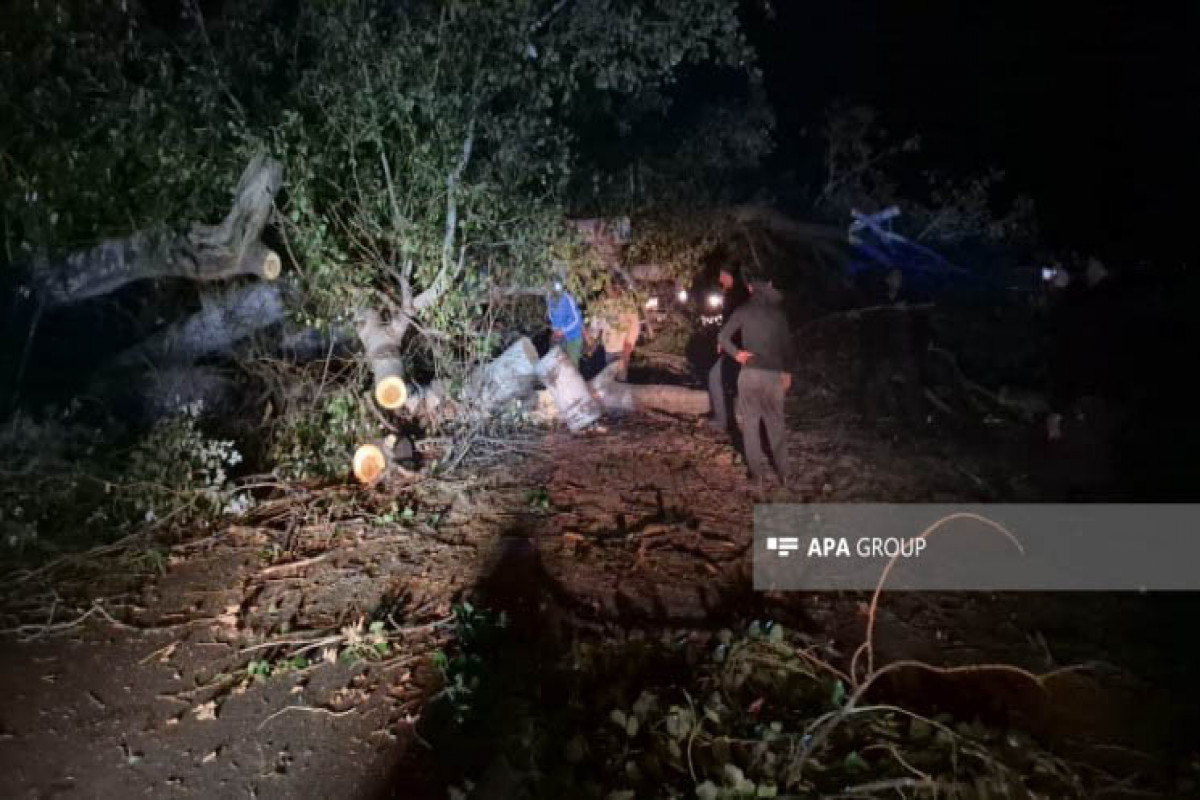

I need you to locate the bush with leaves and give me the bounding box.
[113,401,251,526]
[266,0,762,378]
[268,386,378,481]
[0,401,251,565]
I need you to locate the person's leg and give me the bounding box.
[739,370,769,478]
[762,372,789,480]
[708,357,728,428]
[563,337,583,366]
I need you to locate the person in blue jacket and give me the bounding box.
[546,279,584,366]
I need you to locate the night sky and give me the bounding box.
[753,0,1200,266]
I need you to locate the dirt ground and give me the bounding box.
[1,397,1197,798]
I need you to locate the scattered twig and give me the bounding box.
[256,553,330,578]
[259,704,357,729]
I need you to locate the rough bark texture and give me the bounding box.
[589,362,711,416]
[112,283,286,368]
[535,346,602,432]
[357,310,409,410]
[35,155,284,307]
[462,337,539,412]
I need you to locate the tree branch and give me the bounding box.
[36,155,283,306]
[414,122,475,313]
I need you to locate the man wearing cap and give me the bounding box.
[717,278,794,485]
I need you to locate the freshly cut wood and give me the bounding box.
[589,362,710,416]
[35,154,284,307]
[112,283,286,368]
[375,374,408,410]
[536,346,601,432]
[352,435,416,484]
[353,442,389,485]
[462,337,539,412]
[357,309,409,410]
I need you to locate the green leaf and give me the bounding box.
[842,751,869,772]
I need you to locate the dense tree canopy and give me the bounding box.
[2,0,770,377]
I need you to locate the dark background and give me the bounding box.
[751,0,1199,267]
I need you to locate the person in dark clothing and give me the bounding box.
[707,267,751,430]
[718,279,794,483]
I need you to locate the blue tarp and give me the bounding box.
[845,206,967,295]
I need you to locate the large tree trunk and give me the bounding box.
[589,362,710,416]
[112,282,286,368]
[536,346,602,431]
[35,155,284,307]
[462,337,539,412]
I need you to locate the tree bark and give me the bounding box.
[589,362,710,416]
[461,337,539,412]
[357,309,409,410]
[536,346,602,432]
[35,155,284,306]
[112,282,286,368]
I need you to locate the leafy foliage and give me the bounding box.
[0,401,250,563]
[270,0,761,373]
[0,0,252,261]
[4,0,764,379]
[267,385,377,481]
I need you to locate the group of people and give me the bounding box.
[545,280,641,380]
[546,267,795,488]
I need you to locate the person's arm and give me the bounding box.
[718,308,750,363]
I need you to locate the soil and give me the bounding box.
[2,392,1198,798]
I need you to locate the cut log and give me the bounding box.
[112,282,286,368]
[357,309,409,410]
[462,337,539,413]
[589,362,711,416]
[352,435,416,485]
[353,442,389,485]
[35,155,284,307]
[535,346,602,432]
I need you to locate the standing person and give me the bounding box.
[718,279,794,484]
[707,266,750,430]
[587,286,641,380]
[546,279,584,366]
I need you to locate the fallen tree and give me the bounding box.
[112,282,287,369]
[588,361,710,416]
[354,125,475,412]
[34,155,284,307]
[461,337,541,412]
